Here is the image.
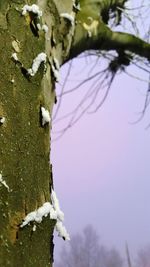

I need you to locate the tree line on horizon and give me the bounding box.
[55,225,150,267]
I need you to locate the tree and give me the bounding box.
[56,225,123,267]
[136,245,150,267]
[0,0,150,266]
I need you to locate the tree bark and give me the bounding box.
[0,0,72,266]
[0,0,150,266]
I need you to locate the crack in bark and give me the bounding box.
[5,4,11,27]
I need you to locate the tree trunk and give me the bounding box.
[0,0,72,266]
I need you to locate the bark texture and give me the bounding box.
[0,0,72,266]
[0,0,150,266]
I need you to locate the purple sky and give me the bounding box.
[51,58,150,262]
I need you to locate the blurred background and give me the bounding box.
[51,58,150,266]
[51,1,150,266]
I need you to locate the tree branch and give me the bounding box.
[69,21,150,61]
[68,0,150,62]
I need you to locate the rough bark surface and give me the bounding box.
[0,0,72,266]
[0,0,150,266]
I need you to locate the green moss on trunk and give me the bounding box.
[0,2,57,266]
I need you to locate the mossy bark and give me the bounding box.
[0,1,66,266]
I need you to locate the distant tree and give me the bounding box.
[125,243,132,267]
[104,249,124,267]
[56,225,123,267]
[136,245,150,267]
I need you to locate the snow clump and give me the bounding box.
[22,4,42,18]
[20,188,70,241]
[27,52,47,76]
[41,107,51,126]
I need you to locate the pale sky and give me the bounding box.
[51,56,150,263]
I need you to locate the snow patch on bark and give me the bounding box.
[0,117,5,125]
[0,173,10,192]
[27,52,47,76]
[20,189,70,240]
[22,4,42,18]
[41,107,51,126]
[60,13,74,26]
[11,53,19,62]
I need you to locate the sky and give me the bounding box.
[51,55,150,264]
